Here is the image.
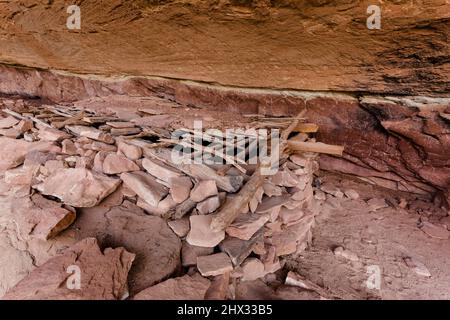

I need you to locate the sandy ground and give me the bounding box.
[286,173,450,300]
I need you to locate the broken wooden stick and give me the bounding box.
[210,169,265,232]
[287,140,344,156]
[210,109,308,232]
[160,137,247,174]
[3,108,53,129]
[294,123,319,133]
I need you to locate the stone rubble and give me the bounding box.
[0,100,326,300]
[197,253,234,277]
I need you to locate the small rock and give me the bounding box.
[85,141,117,152]
[197,253,233,277]
[367,198,389,211]
[240,258,266,281]
[133,274,210,300]
[262,182,282,197]
[333,246,359,261]
[261,246,282,274]
[38,127,72,142]
[344,189,359,200]
[117,140,142,161]
[250,187,265,213]
[268,214,315,256]
[271,169,298,187]
[321,184,344,198]
[403,257,431,277]
[419,221,450,240]
[142,158,183,183]
[121,171,168,207]
[256,194,291,213]
[61,139,77,155]
[279,207,305,225]
[13,120,33,134]
[398,198,408,209]
[36,168,121,207]
[289,154,309,167]
[17,194,76,240]
[93,151,108,172]
[0,116,19,128]
[190,180,218,202]
[41,159,66,176]
[314,190,326,201]
[196,196,221,214]
[168,217,190,237]
[23,132,38,142]
[205,273,230,300]
[169,176,193,203]
[102,153,139,174]
[186,215,225,248]
[226,213,270,241]
[219,230,264,266]
[181,242,214,267]
[75,154,95,169]
[4,165,39,185]
[136,194,177,217]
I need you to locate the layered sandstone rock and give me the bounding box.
[0,1,448,94]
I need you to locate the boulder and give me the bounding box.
[73,206,182,294]
[2,238,135,300]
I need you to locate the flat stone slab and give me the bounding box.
[35,168,121,207]
[133,274,210,300]
[120,171,168,207]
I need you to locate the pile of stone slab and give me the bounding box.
[0,97,343,300]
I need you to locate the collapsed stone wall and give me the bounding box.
[1,65,449,205]
[0,1,448,203]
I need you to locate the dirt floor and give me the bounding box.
[285,173,450,300]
